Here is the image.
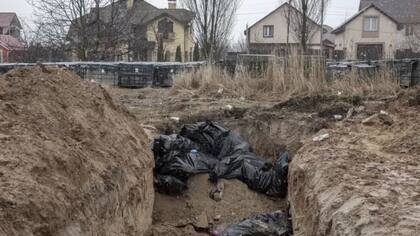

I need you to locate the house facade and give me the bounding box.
[245,3,334,56]
[333,0,420,60]
[0,13,24,63]
[68,0,194,62]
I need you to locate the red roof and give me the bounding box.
[0,13,16,27]
[0,35,24,50]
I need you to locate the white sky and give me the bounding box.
[1,0,360,40]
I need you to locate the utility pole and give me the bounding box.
[320,0,324,57]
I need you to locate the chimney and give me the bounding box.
[127,0,134,9]
[168,0,177,9]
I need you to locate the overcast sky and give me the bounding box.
[1,0,360,40]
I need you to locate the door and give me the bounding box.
[357,44,383,60]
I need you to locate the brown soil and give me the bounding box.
[0,68,154,236]
[289,92,420,235]
[109,86,361,235]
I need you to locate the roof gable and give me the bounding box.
[332,4,400,34]
[0,13,20,28]
[359,0,420,23]
[96,0,194,26]
[246,3,322,33]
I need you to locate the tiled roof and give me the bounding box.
[359,0,420,23]
[0,35,24,50]
[94,0,194,25]
[0,13,16,27]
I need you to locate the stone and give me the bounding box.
[194,212,209,229]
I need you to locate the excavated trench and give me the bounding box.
[145,95,358,235]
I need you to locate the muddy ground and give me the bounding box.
[108,86,368,235]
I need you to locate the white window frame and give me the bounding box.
[364,16,379,32]
[263,25,274,38]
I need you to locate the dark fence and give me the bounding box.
[0,61,206,88]
[327,59,420,87]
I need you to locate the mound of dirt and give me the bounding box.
[0,68,154,236]
[289,98,420,235]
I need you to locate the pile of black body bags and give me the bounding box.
[152,121,291,235]
[152,121,289,197]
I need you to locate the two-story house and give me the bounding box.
[0,13,24,63]
[245,3,335,57]
[68,0,194,62]
[332,0,420,60]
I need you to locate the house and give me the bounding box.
[332,0,420,60]
[0,13,24,63]
[67,0,195,62]
[244,3,334,57]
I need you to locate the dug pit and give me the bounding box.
[110,88,356,235]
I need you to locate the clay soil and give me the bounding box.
[289,90,420,235]
[0,68,154,236]
[108,86,364,235]
[110,85,420,235]
[2,66,417,236]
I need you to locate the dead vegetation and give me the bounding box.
[173,56,401,100]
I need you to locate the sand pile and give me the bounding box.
[0,67,154,236]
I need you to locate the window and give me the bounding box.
[406,24,414,36]
[364,16,378,32]
[263,25,274,38]
[158,18,174,40]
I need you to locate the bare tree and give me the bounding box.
[181,0,241,61]
[27,0,105,60]
[288,0,329,53]
[231,34,248,53]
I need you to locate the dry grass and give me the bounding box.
[173,56,401,100]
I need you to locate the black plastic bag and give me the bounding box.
[152,121,288,197]
[220,211,292,236]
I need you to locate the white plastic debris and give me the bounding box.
[334,115,343,121]
[380,110,389,115]
[170,117,180,123]
[240,96,246,101]
[90,79,97,84]
[337,91,343,96]
[313,133,330,142]
[225,105,233,111]
[217,88,224,94]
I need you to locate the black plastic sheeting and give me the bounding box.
[152,121,288,197]
[220,211,292,236]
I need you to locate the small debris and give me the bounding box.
[210,181,225,202]
[240,96,245,101]
[224,105,233,111]
[346,107,355,119]
[378,112,394,125]
[217,88,224,94]
[334,114,343,121]
[170,117,180,123]
[214,215,222,221]
[193,212,209,229]
[313,133,330,142]
[362,112,394,126]
[355,106,365,113]
[362,114,379,126]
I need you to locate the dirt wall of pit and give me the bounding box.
[0,68,154,236]
[288,95,420,235]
